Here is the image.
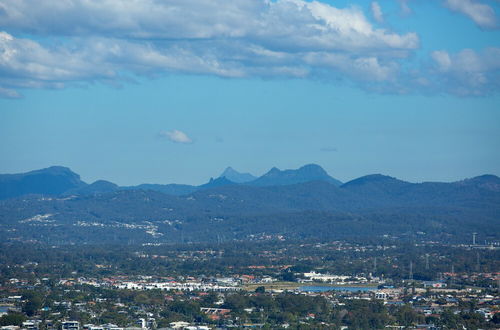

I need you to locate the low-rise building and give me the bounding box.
[61,321,80,330]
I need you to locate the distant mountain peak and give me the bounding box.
[341,174,410,194]
[219,167,256,184]
[89,180,118,189]
[354,174,394,181]
[466,174,500,182]
[67,179,118,195]
[250,164,342,187]
[220,167,236,176]
[298,163,329,174]
[266,167,281,175]
[27,166,81,178]
[457,174,500,192]
[200,176,236,189]
[342,174,405,185]
[0,165,86,199]
[300,163,322,169]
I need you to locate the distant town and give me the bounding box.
[1,237,499,329]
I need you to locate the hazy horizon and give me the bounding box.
[2,162,498,187]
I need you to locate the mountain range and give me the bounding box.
[0,164,342,199]
[0,165,499,245]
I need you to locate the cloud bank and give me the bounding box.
[0,0,497,97]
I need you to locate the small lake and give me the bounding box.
[299,286,377,292]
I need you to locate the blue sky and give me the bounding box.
[0,0,499,185]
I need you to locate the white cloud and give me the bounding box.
[431,51,452,71]
[371,2,384,23]
[303,52,398,82]
[0,86,21,98]
[398,0,412,16]
[160,130,193,144]
[428,48,500,95]
[0,0,421,97]
[0,0,420,52]
[444,0,497,29]
[1,0,497,97]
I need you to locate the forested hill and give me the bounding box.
[0,166,86,199]
[0,164,343,198]
[0,166,499,245]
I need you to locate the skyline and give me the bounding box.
[1,0,499,185]
[1,160,498,187]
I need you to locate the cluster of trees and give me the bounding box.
[0,313,26,326]
[1,241,499,284]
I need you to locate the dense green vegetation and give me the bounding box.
[1,166,499,245]
[1,240,498,283]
